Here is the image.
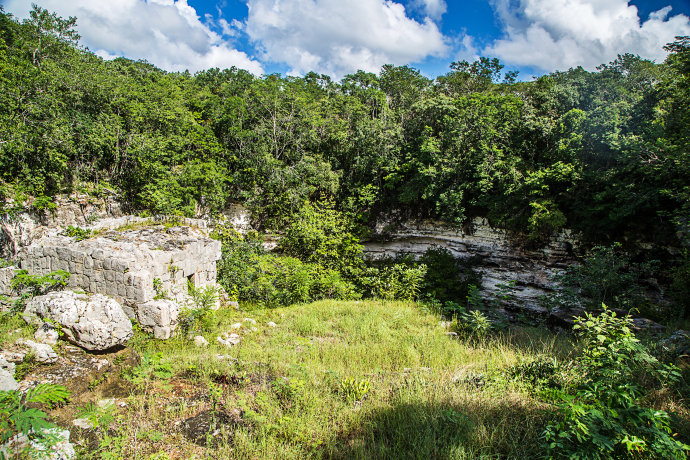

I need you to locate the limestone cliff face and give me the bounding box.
[363,217,581,312]
[0,194,123,258]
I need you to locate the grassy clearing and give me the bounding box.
[69,300,577,459]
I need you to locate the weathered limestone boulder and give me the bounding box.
[0,266,17,296]
[0,367,18,391]
[0,428,75,460]
[34,322,60,345]
[24,291,133,351]
[138,299,180,339]
[18,339,58,363]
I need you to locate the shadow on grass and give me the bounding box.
[324,397,554,459]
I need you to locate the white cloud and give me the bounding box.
[484,0,690,71]
[411,0,447,20]
[3,0,264,74]
[244,0,447,79]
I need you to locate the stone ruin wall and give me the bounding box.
[19,227,221,321]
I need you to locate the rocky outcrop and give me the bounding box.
[1,193,123,258]
[364,217,580,312]
[138,298,181,340]
[0,266,17,296]
[24,291,133,351]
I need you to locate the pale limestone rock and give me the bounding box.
[18,339,58,363]
[216,333,240,348]
[0,355,15,376]
[24,291,132,351]
[194,336,209,347]
[0,266,17,296]
[230,322,242,330]
[267,321,277,328]
[0,428,75,460]
[34,323,59,345]
[72,418,92,430]
[0,367,18,391]
[243,318,256,324]
[138,299,180,339]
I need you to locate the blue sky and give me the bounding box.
[3,0,690,80]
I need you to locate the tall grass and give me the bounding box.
[75,300,575,459]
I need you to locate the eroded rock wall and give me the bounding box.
[0,194,123,258]
[364,217,580,312]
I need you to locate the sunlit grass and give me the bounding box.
[79,300,577,459]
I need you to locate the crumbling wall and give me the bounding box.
[20,225,221,321]
[1,194,123,258]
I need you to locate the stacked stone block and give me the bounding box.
[20,225,221,335]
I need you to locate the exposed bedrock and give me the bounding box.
[363,217,580,313]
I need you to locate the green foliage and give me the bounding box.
[669,250,690,318]
[217,229,358,306]
[356,263,428,301]
[451,310,492,340]
[62,225,92,241]
[279,200,363,272]
[0,383,70,455]
[76,401,116,429]
[544,306,689,459]
[546,243,653,311]
[337,377,372,403]
[178,283,220,333]
[125,352,173,386]
[418,247,481,303]
[10,269,70,297]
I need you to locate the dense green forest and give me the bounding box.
[1,7,688,247]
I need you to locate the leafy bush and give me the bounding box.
[544,243,653,311]
[279,200,363,272]
[451,310,492,340]
[217,231,358,306]
[543,306,689,459]
[0,384,70,457]
[178,284,220,333]
[356,263,428,300]
[418,247,481,302]
[62,225,92,241]
[10,269,71,297]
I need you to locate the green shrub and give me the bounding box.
[544,243,653,311]
[62,225,92,241]
[218,231,357,307]
[279,200,363,272]
[356,263,428,300]
[10,269,71,297]
[0,384,70,457]
[451,310,492,340]
[418,247,482,302]
[543,306,689,459]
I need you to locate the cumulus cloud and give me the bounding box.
[244,0,447,78]
[484,0,690,71]
[3,0,264,74]
[411,0,447,20]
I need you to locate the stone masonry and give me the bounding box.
[20,224,221,330]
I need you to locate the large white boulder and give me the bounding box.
[0,367,18,391]
[24,291,133,351]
